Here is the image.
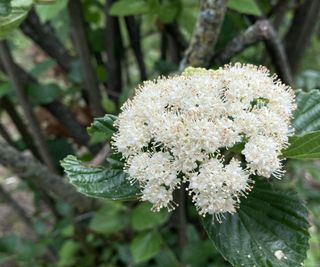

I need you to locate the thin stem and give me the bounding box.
[0,41,57,172]
[0,96,41,160]
[68,0,104,117]
[174,184,187,260]
[0,139,95,212]
[105,0,123,99]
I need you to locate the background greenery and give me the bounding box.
[0,0,319,266]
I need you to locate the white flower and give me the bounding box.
[112,63,295,218]
[242,136,282,178]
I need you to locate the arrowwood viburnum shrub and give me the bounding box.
[112,63,296,220]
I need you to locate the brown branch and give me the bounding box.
[0,96,41,159]
[164,22,187,52]
[213,19,293,85]
[0,121,16,148]
[284,0,320,76]
[0,41,57,172]
[0,51,98,153]
[180,0,227,69]
[0,140,95,212]
[105,0,123,97]
[68,0,104,117]
[0,184,35,233]
[20,9,74,73]
[124,16,147,81]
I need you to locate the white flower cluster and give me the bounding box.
[112,63,296,219]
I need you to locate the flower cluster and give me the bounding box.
[112,63,296,219]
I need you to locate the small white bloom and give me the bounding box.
[112,63,295,217]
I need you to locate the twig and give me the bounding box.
[180,0,227,69]
[68,0,104,117]
[176,184,187,255]
[0,61,98,153]
[213,19,293,85]
[0,96,41,159]
[89,144,111,166]
[125,16,147,81]
[0,41,57,172]
[20,9,74,73]
[284,0,320,76]
[164,22,187,52]
[0,140,95,212]
[0,122,16,148]
[0,184,35,233]
[105,0,123,98]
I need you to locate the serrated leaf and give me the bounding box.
[228,0,262,16]
[87,114,117,140]
[131,202,168,231]
[283,131,320,160]
[292,90,320,135]
[109,0,149,16]
[0,0,11,16]
[0,7,29,39]
[61,155,140,200]
[130,231,162,264]
[202,181,309,267]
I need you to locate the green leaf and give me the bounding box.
[283,131,320,160]
[102,93,116,114]
[35,0,67,23]
[109,0,149,16]
[0,82,10,98]
[58,240,80,267]
[87,114,117,139]
[0,0,31,39]
[130,231,162,264]
[89,202,127,235]
[228,0,262,16]
[131,202,168,231]
[202,181,310,267]
[26,83,61,105]
[155,1,180,23]
[61,155,140,200]
[0,0,11,16]
[155,248,181,267]
[292,89,320,135]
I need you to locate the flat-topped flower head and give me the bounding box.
[112,63,296,219]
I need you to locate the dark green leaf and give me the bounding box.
[292,89,320,135]
[35,0,67,22]
[155,248,181,267]
[58,240,80,267]
[202,181,309,267]
[61,155,140,200]
[228,0,262,16]
[131,202,168,231]
[155,1,180,23]
[109,0,149,16]
[0,82,10,98]
[26,83,61,105]
[106,153,125,169]
[87,114,117,139]
[89,202,127,235]
[283,131,320,160]
[130,231,162,264]
[0,0,11,16]
[0,8,28,39]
